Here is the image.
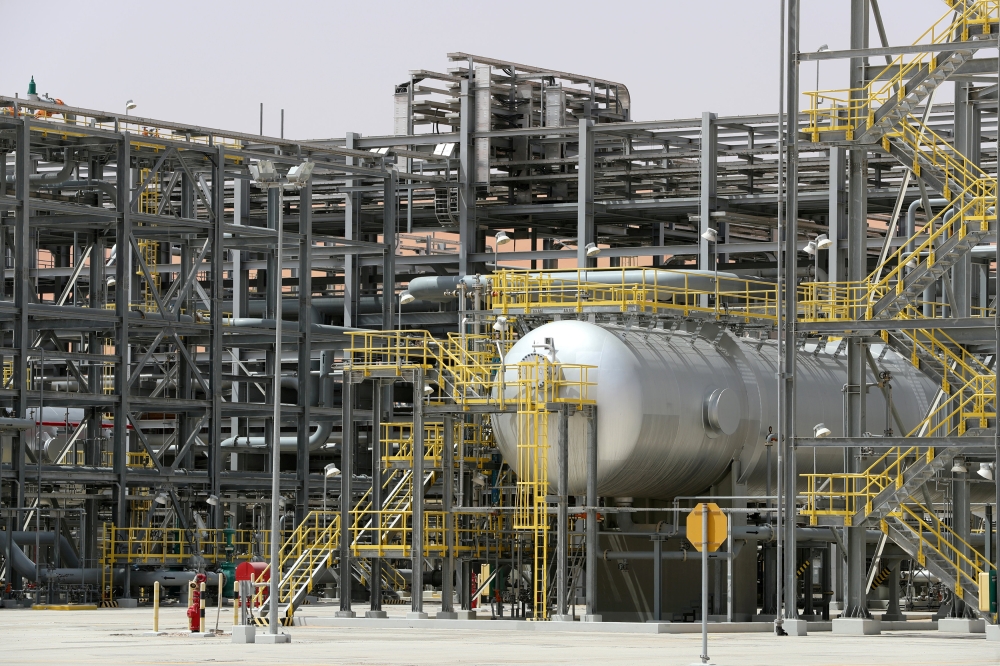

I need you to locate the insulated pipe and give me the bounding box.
[9,531,80,567]
[220,349,337,451]
[6,154,77,185]
[36,179,117,204]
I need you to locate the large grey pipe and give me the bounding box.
[10,532,80,567]
[220,348,336,450]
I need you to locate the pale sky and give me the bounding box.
[2,1,951,139]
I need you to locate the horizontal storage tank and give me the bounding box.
[491,320,937,499]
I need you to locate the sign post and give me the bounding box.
[687,503,727,665]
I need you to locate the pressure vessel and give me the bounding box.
[491,319,937,499]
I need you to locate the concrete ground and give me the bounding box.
[3,604,999,665]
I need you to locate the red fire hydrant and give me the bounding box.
[187,573,207,633]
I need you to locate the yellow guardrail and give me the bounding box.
[804,1,998,141]
[889,501,995,600]
[491,268,778,323]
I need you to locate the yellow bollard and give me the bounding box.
[153,581,160,632]
[233,582,239,626]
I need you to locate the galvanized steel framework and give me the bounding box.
[0,2,999,623]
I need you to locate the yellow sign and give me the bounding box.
[686,503,728,553]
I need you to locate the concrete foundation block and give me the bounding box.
[551,614,575,622]
[334,610,356,618]
[985,624,1000,641]
[406,612,429,620]
[435,611,458,619]
[231,625,255,644]
[365,610,388,619]
[116,598,138,608]
[2,600,18,609]
[454,610,477,620]
[938,617,985,633]
[832,618,880,635]
[583,614,603,623]
[256,632,291,644]
[783,619,808,636]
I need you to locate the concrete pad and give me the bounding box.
[365,610,388,618]
[583,614,603,622]
[231,625,255,644]
[832,618,880,635]
[454,610,476,620]
[334,610,356,618]
[255,632,291,643]
[937,617,985,633]
[783,619,808,636]
[1,600,17,609]
[142,631,167,636]
[552,614,575,622]
[190,632,217,638]
[435,611,458,619]
[116,598,138,608]
[986,624,1000,641]
[406,612,429,620]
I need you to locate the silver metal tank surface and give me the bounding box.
[491,320,937,499]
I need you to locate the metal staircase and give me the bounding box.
[883,500,992,613]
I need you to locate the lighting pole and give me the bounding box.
[323,464,340,514]
[494,230,512,272]
[815,44,828,104]
[125,100,137,116]
[701,227,719,315]
[249,158,314,641]
[399,291,415,330]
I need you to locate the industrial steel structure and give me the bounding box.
[2,0,1000,638]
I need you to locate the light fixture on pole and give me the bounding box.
[399,291,415,329]
[125,99,137,115]
[803,240,817,256]
[812,423,831,438]
[493,230,512,271]
[206,494,219,506]
[248,157,313,644]
[978,462,995,481]
[154,491,169,506]
[584,242,601,257]
[492,315,508,333]
[952,458,968,475]
[815,44,829,103]
[701,227,719,313]
[323,463,341,513]
[815,234,833,250]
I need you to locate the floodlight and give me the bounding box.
[815,234,833,250]
[804,240,817,256]
[324,463,341,478]
[206,494,219,506]
[978,462,994,480]
[813,423,831,438]
[495,230,512,246]
[493,315,508,333]
[125,100,137,114]
[951,459,968,474]
[248,159,279,184]
[154,492,169,505]
[701,228,718,242]
[585,242,601,257]
[286,161,315,186]
[399,291,416,305]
